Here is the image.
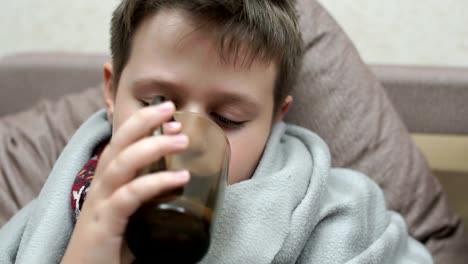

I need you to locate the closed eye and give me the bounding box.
[210,112,245,130]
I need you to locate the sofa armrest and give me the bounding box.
[0,53,108,117]
[370,64,468,135]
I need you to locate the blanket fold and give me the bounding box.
[0,110,432,263]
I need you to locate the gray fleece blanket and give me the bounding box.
[0,110,432,263]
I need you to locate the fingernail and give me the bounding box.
[174,170,190,181]
[158,101,174,112]
[173,135,189,146]
[167,122,181,130]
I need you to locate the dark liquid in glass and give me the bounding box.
[125,197,214,263]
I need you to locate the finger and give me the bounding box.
[108,101,176,155]
[99,102,175,169]
[103,170,190,234]
[98,134,189,192]
[162,121,182,135]
[110,121,181,167]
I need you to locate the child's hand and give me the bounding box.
[62,102,190,264]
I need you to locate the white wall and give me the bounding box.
[1,0,467,66]
[319,0,468,66]
[0,0,119,55]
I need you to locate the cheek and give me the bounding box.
[111,90,141,134]
[227,125,271,184]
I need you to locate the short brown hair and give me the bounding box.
[110,0,303,111]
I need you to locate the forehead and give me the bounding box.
[134,8,275,68]
[120,9,277,102]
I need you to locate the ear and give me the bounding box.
[276,95,293,122]
[103,62,116,122]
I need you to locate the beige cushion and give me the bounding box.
[0,0,466,263]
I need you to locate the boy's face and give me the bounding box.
[104,9,291,184]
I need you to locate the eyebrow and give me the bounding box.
[131,78,183,94]
[131,78,260,113]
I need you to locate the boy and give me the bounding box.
[0,0,432,263]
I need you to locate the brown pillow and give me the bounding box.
[0,85,104,225]
[286,1,468,263]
